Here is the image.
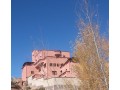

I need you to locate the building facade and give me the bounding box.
[22,50,77,81]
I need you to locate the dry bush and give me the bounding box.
[63,79,76,90]
[11,77,22,89]
[73,0,109,90]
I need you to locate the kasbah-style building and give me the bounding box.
[22,50,80,90]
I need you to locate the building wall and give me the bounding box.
[22,65,39,81]
[39,60,47,78]
[28,76,80,90]
[69,62,78,77]
[22,50,76,81]
[32,50,43,62]
[33,59,47,78]
[60,62,78,77]
[60,62,70,73]
[22,66,27,81]
[46,57,68,78]
[32,50,70,62]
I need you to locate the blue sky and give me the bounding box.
[12,0,109,77]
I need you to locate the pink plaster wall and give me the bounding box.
[69,62,78,77]
[60,61,78,77]
[46,57,68,78]
[22,66,27,81]
[22,65,39,81]
[32,50,70,62]
[22,50,77,81]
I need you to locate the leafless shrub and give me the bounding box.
[11,77,22,89]
[73,0,109,90]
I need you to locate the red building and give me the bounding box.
[22,50,77,81]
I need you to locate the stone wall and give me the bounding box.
[27,76,80,90]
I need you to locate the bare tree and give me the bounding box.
[73,0,109,90]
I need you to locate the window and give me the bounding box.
[31,71,34,74]
[61,63,63,67]
[55,54,61,58]
[57,64,59,67]
[39,68,41,72]
[44,63,46,68]
[53,63,56,67]
[60,70,62,73]
[52,71,57,75]
[50,63,52,66]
